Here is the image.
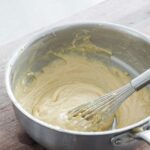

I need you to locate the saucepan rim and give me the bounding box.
[5,22,150,136]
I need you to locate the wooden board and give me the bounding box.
[0,0,150,149]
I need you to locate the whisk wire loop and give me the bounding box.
[68,83,136,126]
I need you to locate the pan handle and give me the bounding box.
[111,122,150,147]
[135,130,150,144]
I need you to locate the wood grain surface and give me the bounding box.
[0,0,150,149]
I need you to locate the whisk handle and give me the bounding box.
[131,69,150,91]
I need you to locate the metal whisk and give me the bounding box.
[68,69,150,129]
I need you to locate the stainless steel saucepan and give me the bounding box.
[6,22,150,150]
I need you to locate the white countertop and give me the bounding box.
[0,0,104,46]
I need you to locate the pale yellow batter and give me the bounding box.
[14,33,150,132]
